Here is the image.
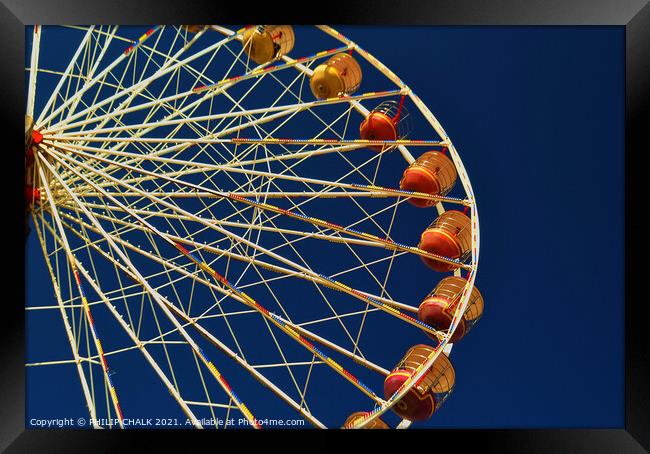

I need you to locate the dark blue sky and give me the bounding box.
[26,26,624,428]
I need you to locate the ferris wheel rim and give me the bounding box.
[307,24,480,429]
[25,24,481,429]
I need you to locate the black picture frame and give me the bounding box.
[2,1,647,451]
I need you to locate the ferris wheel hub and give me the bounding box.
[24,115,43,222]
[32,129,43,145]
[419,210,472,272]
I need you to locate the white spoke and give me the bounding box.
[26,25,41,118]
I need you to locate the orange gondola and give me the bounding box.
[400,150,457,207]
[418,276,484,342]
[419,210,472,272]
[383,345,455,421]
[359,99,411,152]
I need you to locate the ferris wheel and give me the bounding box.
[25,24,482,429]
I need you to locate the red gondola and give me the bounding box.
[384,345,455,421]
[400,150,457,207]
[418,276,484,342]
[359,99,411,152]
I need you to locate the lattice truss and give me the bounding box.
[25,25,479,429]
